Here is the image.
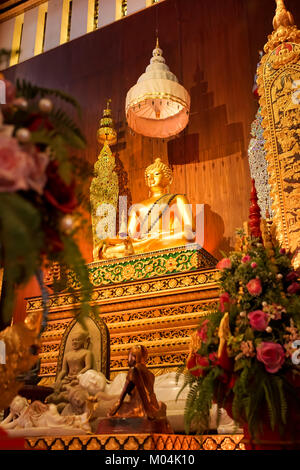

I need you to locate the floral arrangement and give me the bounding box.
[0,72,93,330]
[182,186,300,439]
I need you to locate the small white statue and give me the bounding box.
[0,395,91,436]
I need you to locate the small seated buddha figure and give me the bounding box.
[46,330,93,409]
[99,158,195,259]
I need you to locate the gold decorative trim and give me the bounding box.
[24,433,245,451]
[126,91,189,113]
[27,269,218,313]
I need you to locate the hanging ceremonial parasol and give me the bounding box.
[125,39,190,139]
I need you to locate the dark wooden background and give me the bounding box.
[5,0,300,321]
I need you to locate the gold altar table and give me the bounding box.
[25,245,219,381]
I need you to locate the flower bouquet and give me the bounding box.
[0,71,93,409]
[182,182,300,448]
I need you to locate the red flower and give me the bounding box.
[219,292,231,312]
[286,272,298,283]
[187,353,209,377]
[287,282,300,295]
[208,351,218,363]
[216,258,232,270]
[27,113,54,132]
[44,161,78,214]
[248,310,269,331]
[246,278,262,296]
[242,255,251,263]
[256,342,285,373]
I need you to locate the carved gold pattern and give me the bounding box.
[24,433,245,451]
[67,245,216,288]
[27,270,218,314]
[257,0,300,266]
[0,311,42,410]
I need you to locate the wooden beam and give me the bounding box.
[0,0,47,23]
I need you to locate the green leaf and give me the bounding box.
[0,193,43,324]
[16,79,82,114]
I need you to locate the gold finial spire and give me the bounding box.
[97,98,117,146]
[156,36,159,49]
[273,0,294,30]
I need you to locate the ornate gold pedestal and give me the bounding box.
[24,433,245,450]
[25,245,218,381]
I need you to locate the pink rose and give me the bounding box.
[0,136,29,191]
[256,342,285,373]
[26,147,49,194]
[248,310,268,331]
[246,278,262,296]
[251,262,257,268]
[219,292,231,312]
[242,255,251,263]
[216,258,232,270]
[287,282,300,295]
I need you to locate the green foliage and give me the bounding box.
[16,79,81,114]
[0,77,93,332]
[0,193,43,324]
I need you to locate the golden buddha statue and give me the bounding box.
[99,158,195,259]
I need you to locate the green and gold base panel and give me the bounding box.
[25,433,245,451]
[26,246,219,383]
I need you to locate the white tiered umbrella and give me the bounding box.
[125,39,190,139]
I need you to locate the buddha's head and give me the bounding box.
[10,395,28,416]
[71,330,89,351]
[145,158,173,190]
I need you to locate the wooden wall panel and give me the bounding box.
[5,0,300,322]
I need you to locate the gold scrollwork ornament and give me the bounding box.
[0,311,42,410]
[257,0,300,267]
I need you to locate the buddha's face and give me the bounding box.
[71,333,86,350]
[145,168,166,189]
